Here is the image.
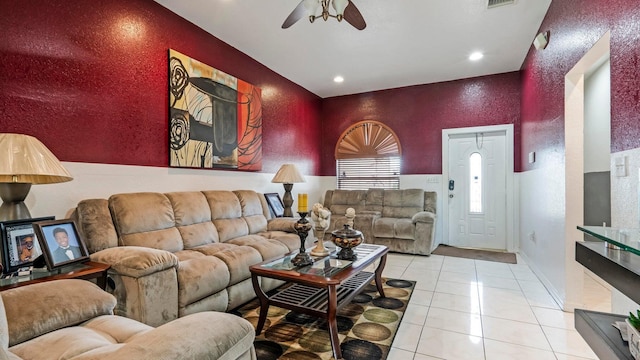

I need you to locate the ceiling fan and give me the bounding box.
[282,0,366,30]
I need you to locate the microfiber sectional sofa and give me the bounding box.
[72,190,299,327]
[323,189,437,255]
[1,280,255,360]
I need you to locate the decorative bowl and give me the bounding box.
[331,224,364,260]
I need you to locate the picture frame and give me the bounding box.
[0,216,54,274]
[32,219,89,270]
[264,193,285,218]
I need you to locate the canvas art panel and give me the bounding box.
[169,49,262,171]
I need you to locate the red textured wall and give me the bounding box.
[319,73,522,175]
[0,0,322,175]
[521,0,640,172]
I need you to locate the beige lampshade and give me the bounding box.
[271,164,306,184]
[0,133,73,184]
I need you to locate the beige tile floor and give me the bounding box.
[374,252,611,360]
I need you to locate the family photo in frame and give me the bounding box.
[33,219,89,270]
[0,216,54,274]
[264,193,285,218]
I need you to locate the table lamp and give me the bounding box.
[271,164,305,217]
[0,133,73,220]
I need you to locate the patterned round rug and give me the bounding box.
[235,278,415,360]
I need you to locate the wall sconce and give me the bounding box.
[0,134,73,220]
[533,30,550,50]
[271,164,306,217]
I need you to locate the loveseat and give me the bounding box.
[72,190,299,327]
[1,279,256,360]
[323,189,437,255]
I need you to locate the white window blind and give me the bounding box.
[337,157,401,190]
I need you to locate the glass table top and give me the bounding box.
[578,226,640,256]
[261,252,353,277]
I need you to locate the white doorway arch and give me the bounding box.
[563,31,611,311]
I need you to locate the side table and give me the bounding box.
[0,261,110,291]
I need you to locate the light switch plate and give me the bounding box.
[615,156,627,177]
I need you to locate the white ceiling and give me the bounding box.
[155,0,552,98]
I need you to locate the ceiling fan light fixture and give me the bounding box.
[332,0,349,19]
[282,0,366,30]
[303,0,320,14]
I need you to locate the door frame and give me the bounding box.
[442,124,515,252]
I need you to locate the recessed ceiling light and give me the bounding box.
[469,52,484,61]
[333,76,344,83]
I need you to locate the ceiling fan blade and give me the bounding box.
[282,0,307,29]
[343,1,366,30]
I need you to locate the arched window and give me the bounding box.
[469,152,482,213]
[335,120,401,190]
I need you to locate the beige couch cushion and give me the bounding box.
[213,246,262,286]
[258,230,299,252]
[330,189,368,216]
[227,235,289,261]
[234,190,269,234]
[394,218,415,239]
[109,193,184,252]
[204,191,250,242]
[382,189,424,218]
[166,191,220,248]
[366,188,385,213]
[2,280,116,347]
[373,218,394,238]
[175,252,231,308]
[9,315,152,360]
[73,199,119,253]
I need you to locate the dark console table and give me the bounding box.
[575,226,640,359]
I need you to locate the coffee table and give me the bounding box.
[249,243,388,360]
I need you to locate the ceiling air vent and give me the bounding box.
[488,0,515,9]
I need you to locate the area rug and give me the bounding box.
[432,244,517,264]
[234,278,415,360]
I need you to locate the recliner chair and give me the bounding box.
[0,279,256,360]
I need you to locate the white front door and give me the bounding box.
[447,131,507,250]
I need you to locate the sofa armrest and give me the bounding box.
[90,246,178,278]
[90,247,180,327]
[412,211,436,224]
[267,217,297,232]
[413,212,437,255]
[110,312,255,360]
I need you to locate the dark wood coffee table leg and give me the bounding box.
[327,284,343,360]
[374,253,387,298]
[251,275,269,335]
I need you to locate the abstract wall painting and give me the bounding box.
[168,49,262,171]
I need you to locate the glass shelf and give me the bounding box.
[578,225,640,256]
